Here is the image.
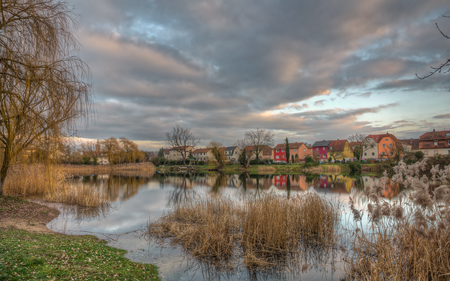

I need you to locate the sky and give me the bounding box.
[71,0,450,150]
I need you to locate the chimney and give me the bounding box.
[433,129,435,132]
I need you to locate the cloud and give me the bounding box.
[314,100,326,106]
[433,114,450,119]
[66,0,450,149]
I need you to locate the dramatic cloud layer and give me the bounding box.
[72,0,450,149]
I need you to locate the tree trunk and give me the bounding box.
[0,148,12,196]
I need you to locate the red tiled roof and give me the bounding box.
[420,130,450,141]
[328,140,348,152]
[273,142,305,150]
[367,133,400,144]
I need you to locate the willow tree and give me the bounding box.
[0,0,93,195]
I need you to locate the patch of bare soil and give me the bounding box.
[0,196,60,233]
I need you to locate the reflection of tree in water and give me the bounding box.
[106,175,150,202]
[56,202,119,225]
[211,173,228,193]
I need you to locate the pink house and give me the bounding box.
[312,140,331,161]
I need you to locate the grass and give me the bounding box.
[146,192,339,270]
[0,229,160,281]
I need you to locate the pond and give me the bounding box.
[47,172,399,281]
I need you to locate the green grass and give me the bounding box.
[0,229,159,281]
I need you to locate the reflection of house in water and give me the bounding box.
[226,174,242,188]
[313,175,330,189]
[327,175,354,194]
[361,176,396,199]
[273,175,308,191]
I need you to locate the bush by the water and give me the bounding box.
[348,161,361,173]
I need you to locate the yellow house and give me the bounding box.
[327,139,353,161]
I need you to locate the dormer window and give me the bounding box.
[447,133,450,137]
[330,147,333,150]
[434,141,438,146]
[386,139,388,141]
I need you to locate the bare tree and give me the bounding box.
[0,0,94,195]
[165,125,200,165]
[101,137,120,165]
[244,128,274,162]
[416,15,450,87]
[348,133,374,162]
[235,138,250,167]
[208,140,226,168]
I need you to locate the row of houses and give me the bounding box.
[159,129,450,163]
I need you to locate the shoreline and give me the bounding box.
[0,196,160,280]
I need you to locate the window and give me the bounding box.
[282,149,285,152]
[276,156,279,159]
[304,149,306,152]
[435,150,438,155]
[390,152,393,156]
[448,140,450,145]
[372,152,375,156]
[276,149,279,152]
[337,153,340,157]
[434,141,438,146]
[294,149,296,152]
[330,147,333,150]
[382,152,385,155]
[364,153,367,156]
[383,144,385,148]
[448,150,450,154]
[389,143,392,147]
[386,139,388,141]
[316,148,319,151]
[424,151,428,155]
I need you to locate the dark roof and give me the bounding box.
[399,139,420,150]
[328,140,348,152]
[312,140,331,147]
[225,146,238,152]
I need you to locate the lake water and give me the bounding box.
[47,172,397,281]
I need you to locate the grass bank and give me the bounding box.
[0,196,160,281]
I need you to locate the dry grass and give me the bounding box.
[146,192,339,270]
[346,220,450,280]
[257,166,276,173]
[61,163,155,174]
[3,164,110,207]
[302,165,341,174]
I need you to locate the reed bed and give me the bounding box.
[303,165,341,174]
[146,192,340,270]
[345,159,450,280]
[257,166,277,173]
[3,164,110,207]
[61,162,155,174]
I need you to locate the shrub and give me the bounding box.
[414,150,424,160]
[198,160,205,166]
[348,161,361,173]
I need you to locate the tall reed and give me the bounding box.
[3,164,110,207]
[147,192,339,270]
[346,159,450,280]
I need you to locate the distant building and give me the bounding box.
[312,140,331,162]
[83,151,109,165]
[419,129,450,157]
[192,148,214,162]
[245,145,273,160]
[224,146,241,163]
[273,142,309,162]
[327,139,353,161]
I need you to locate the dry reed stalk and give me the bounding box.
[3,164,111,208]
[147,192,339,270]
[303,165,341,174]
[61,163,155,174]
[257,166,276,173]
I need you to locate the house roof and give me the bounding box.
[399,139,420,150]
[349,141,362,147]
[273,142,305,150]
[312,140,331,147]
[366,133,400,144]
[225,146,238,152]
[193,148,210,153]
[328,140,348,152]
[420,130,450,141]
[245,145,272,155]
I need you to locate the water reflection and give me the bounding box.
[49,172,401,281]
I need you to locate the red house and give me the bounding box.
[273,142,309,162]
[312,140,331,161]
